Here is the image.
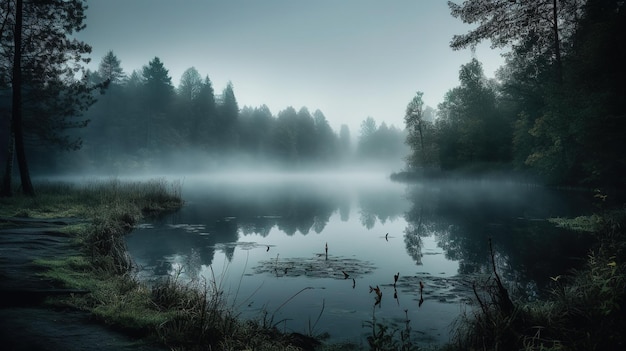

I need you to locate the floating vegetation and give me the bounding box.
[167,223,207,234]
[389,273,480,305]
[253,254,376,279]
[548,215,601,232]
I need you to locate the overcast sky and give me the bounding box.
[76,0,506,133]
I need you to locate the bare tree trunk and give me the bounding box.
[417,121,426,165]
[12,0,35,196]
[1,130,14,197]
[553,0,563,84]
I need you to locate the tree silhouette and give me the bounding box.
[97,50,126,84]
[217,82,239,151]
[1,0,97,196]
[141,57,174,149]
[449,0,584,83]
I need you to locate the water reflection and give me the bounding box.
[357,186,407,229]
[401,180,596,296]
[126,175,596,344]
[129,178,595,285]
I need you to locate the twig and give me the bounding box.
[274,286,314,314]
[489,237,514,315]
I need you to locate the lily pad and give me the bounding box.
[253,254,376,279]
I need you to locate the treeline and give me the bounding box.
[28,53,407,174]
[405,0,626,189]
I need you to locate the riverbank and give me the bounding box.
[0,179,183,350]
[0,179,321,351]
[440,208,626,351]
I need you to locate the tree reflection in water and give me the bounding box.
[401,180,596,296]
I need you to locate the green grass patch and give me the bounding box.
[548,214,603,232]
[0,178,183,219]
[35,256,94,289]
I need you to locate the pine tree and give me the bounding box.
[1,0,98,196]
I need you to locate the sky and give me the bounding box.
[75,0,506,133]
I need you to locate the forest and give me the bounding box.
[3,0,623,195]
[1,1,626,350]
[404,0,625,191]
[44,56,409,175]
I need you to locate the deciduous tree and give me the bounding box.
[405,92,426,167]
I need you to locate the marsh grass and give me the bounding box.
[444,210,626,351]
[0,178,183,220]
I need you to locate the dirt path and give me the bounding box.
[0,308,165,351]
[0,217,165,351]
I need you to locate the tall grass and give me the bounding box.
[0,177,183,220]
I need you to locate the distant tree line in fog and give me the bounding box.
[4,0,624,193]
[404,0,626,189]
[23,52,407,174]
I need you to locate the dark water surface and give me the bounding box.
[126,173,595,346]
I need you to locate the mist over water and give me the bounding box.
[125,172,595,346]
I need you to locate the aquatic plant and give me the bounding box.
[253,252,376,279]
[363,305,420,351]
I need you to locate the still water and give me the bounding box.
[126,172,595,346]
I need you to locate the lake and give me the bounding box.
[126,172,595,347]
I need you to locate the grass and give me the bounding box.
[0,178,183,219]
[442,209,626,351]
[2,178,319,350]
[548,214,603,232]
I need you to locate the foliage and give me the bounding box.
[97,50,126,84]
[364,307,419,351]
[449,0,581,51]
[0,0,104,196]
[412,59,512,171]
[31,52,410,173]
[0,0,99,148]
[404,92,438,169]
[216,81,239,151]
[398,0,626,189]
[448,0,585,83]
